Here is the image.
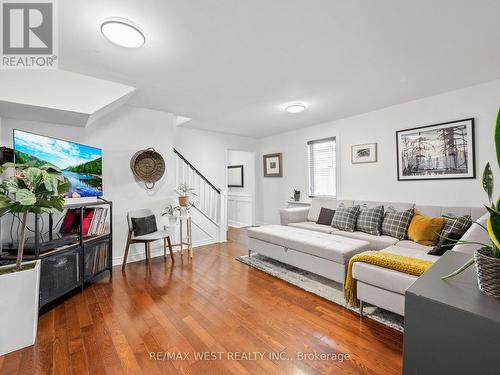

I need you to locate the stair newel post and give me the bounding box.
[219,188,228,242]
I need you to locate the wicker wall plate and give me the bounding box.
[130,148,165,189]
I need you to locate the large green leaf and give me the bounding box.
[24,167,44,187]
[40,164,61,173]
[482,162,494,203]
[487,211,500,259]
[496,108,500,168]
[15,189,36,206]
[3,179,20,194]
[57,179,70,194]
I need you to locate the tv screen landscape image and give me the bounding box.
[13,130,103,198]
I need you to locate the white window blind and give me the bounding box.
[308,137,336,197]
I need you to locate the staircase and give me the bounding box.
[173,148,228,245]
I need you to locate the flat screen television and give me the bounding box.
[13,129,103,198]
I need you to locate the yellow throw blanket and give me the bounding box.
[344,251,433,307]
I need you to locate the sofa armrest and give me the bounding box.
[280,207,310,225]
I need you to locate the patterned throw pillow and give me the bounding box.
[381,207,414,240]
[331,205,360,232]
[356,205,384,236]
[316,208,336,226]
[428,215,472,256]
[442,214,472,236]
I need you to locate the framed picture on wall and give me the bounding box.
[227,165,244,187]
[352,143,377,164]
[263,153,282,177]
[396,118,475,181]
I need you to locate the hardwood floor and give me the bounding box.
[0,228,403,374]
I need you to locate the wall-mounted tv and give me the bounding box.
[13,129,103,198]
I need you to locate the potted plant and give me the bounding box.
[442,109,500,298]
[162,204,179,226]
[0,162,69,355]
[292,189,301,202]
[177,183,197,207]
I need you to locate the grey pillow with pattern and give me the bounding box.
[356,205,384,236]
[331,205,360,232]
[381,207,414,240]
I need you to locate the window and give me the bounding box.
[308,137,337,197]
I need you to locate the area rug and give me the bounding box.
[236,253,404,332]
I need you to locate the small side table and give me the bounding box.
[165,215,193,258]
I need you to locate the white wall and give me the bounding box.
[227,150,255,227]
[257,79,500,225]
[174,127,257,188]
[0,105,178,266]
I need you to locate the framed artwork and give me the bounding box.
[396,118,475,181]
[352,143,377,164]
[227,165,244,187]
[263,153,282,177]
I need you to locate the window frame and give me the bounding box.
[307,136,337,198]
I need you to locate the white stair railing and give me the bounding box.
[173,148,227,242]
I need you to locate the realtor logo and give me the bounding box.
[1,0,58,68]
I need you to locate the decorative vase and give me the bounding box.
[179,196,189,207]
[294,191,300,202]
[0,260,40,355]
[168,216,177,226]
[474,248,500,298]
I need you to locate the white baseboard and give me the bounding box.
[112,238,219,267]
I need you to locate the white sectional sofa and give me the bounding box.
[271,198,488,316]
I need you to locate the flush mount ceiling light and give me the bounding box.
[101,18,145,48]
[285,103,307,113]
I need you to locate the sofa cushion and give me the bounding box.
[452,213,489,254]
[354,200,414,212]
[307,199,354,222]
[247,225,370,264]
[356,205,384,236]
[381,207,414,240]
[352,245,439,294]
[416,205,485,221]
[288,221,334,234]
[334,230,399,250]
[316,208,336,225]
[407,209,446,246]
[396,240,433,252]
[331,205,360,232]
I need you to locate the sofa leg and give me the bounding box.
[359,300,364,317]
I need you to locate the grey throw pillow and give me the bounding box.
[381,207,414,240]
[131,215,157,236]
[356,205,384,236]
[331,205,360,232]
[316,208,336,225]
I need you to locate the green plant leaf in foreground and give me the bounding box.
[15,189,36,206]
[482,162,494,203]
[441,257,475,280]
[495,108,500,167]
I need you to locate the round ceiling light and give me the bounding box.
[285,103,306,113]
[101,18,145,48]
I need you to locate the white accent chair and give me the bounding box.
[122,209,174,270]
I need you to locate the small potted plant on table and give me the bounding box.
[162,204,179,226]
[177,183,197,207]
[0,162,69,355]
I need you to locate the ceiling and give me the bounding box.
[59,0,500,138]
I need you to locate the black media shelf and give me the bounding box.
[0,199,113,309]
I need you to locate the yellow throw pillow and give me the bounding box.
[407,210,446,246]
